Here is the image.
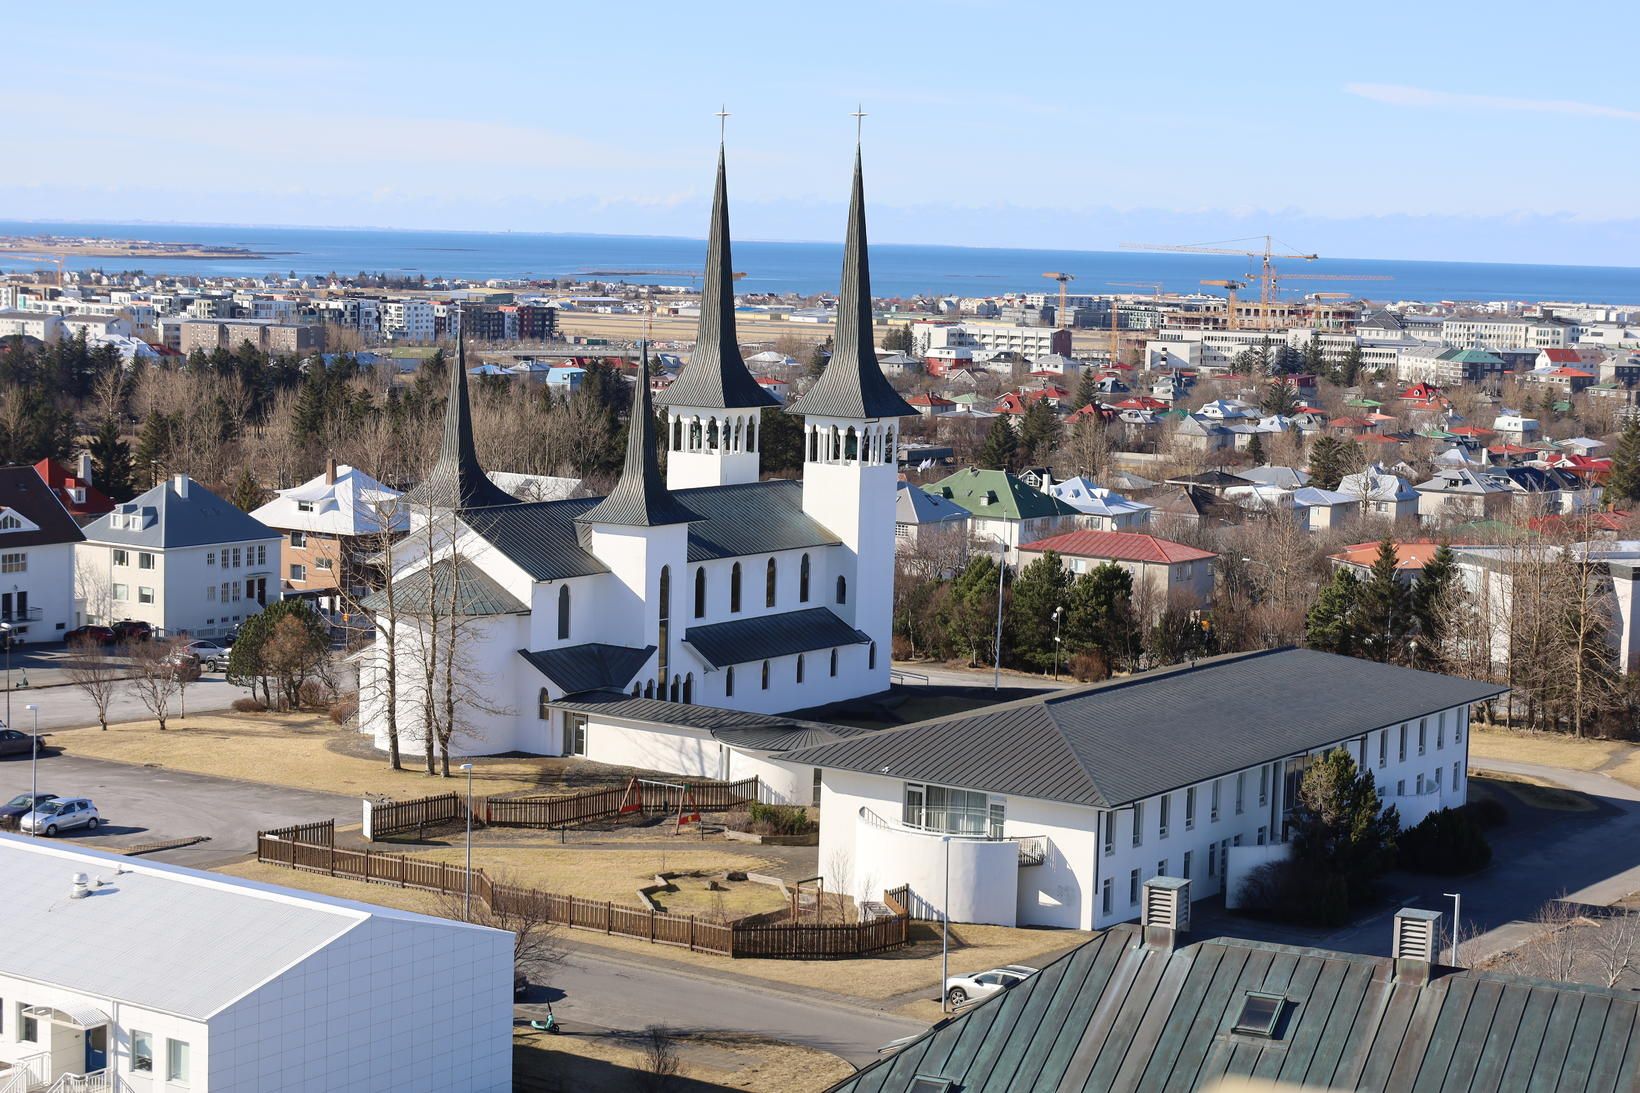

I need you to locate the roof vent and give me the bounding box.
[70,872,91,900]
[1141,876,1190,951]
[1393,907,1441,982]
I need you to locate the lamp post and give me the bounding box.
[25,703,38,837]
[2,621,11,727]
[941,835,951,1014]
[1051,606,1065,681]
[990,539,1008,691]
[461,762,475,920]
[1444,891,1462,966]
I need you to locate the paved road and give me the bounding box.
[5,676,256,733]
[522,946,926,1067]
[892,660,1066,692]
[0,751,352,867]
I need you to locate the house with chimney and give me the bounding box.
[33,455,114,524]
[0,465,86,641]
[251,460,405,620]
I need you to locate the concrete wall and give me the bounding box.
[853,816,1021,926]
[1225,843,1292,910]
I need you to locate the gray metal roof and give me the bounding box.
[787,649,1507,808]
[684,605,870,669]
[0,465,84,547]
[654,148,779,413]
[404,318,518,512]
[363,557,527,616]
[784,149,917,422]
[829,923,1640,1093]
[546,691,868,751]
[579,348,700,527]
[519,643,655,696]
[465,480,838,581]
[82,477,277,550]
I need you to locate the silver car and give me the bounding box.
[20,796,101,837]
[944,964,1037,1008]
[181,639,231,670]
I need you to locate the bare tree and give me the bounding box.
[126,638,183,731]
[436,876,565,977]
[1585,908,1640,988]
[64,636,121,731]
[639,1025,681,1093]
[1518,899,1583,982]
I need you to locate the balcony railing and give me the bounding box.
[860,807,1050,865]
[0,607,42,623]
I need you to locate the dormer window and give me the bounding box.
[296,500,315,513]
[0,514,18,531]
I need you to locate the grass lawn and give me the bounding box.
[1470,772,1597,813]
[54,712,617,800]
[408,844,786,909]
[515,1027,852,1093]
[216,860,1092,1004]
[1470,726,1640,789]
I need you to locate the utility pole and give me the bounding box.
[1052,606,1065,681]
[992,547,1007,691]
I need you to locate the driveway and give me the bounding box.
[0,751,352,868]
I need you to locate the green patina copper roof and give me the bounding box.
[924,467,1082,521]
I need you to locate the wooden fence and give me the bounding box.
[483,776,760,829]
[256,821,905,960]
[367,793,465,839]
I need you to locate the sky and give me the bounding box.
[6,1,1640,267]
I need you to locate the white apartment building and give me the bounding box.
[0,311,62,342]
[1440,316,1575,350]
[1145,328,1293,371]
[382,298,435,341]
[0,466,85,641]
[961,321,1071,357]
[75,475,282,637]
[0,836,511,1092]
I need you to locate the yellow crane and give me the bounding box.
[1200,279,1247,330]
[1042,271,1075,330]
[1104,282,1163,366]
[1120,235,1324,330]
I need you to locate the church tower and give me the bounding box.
[577,347,699,698]
[404,312,516,512]
[786,145,915,683]
[656,146,778,490]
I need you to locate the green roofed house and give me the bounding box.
[827,895,1638,1093]
[923,467,1084,561]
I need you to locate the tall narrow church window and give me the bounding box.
[766,558,777,608]
[706,418,719,451]
[761,661,770,690]
[657,566,671,689]
[733,418,743,452]
[672,417,683,451]
[632,683,641,697]
[799,554,810,603]
[730,563,742,613]
[844,427,858,461]
[796,655,805,684]
[694,567,706,618]
[683,674,693,704]
[539,688,551,719]
[830,649,838,677]
[869,641,877,670]
[645,680,654,699]
[557,585,571,640]
[808,427,818,462]
[836,575,847,604]
[725,666,735,697]
[670,675,680,702]
[747,418,756,451]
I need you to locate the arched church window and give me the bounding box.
[725,666,735,697]
[766,558,777,608]
[844,426,858,461]
[799,554,810,603]
[670,675,680,702]
[836,575,847,604]
[730,562,742,613]
[557,585,571,641]
[683,673,693,704]
[694,567,706,618]
[829,649,838,677]
[706,418,719,451]
[747,418,756,451]
[760,660,770,690]
[796,654,805,684]
[869,641,877,670]
[539,688,551,719]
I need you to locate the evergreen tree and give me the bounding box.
[1007,550,1073,671]
[759,405,805,475]
[944,554,1006,665]
[1410,543,1457,667]
[882,326,914,353]
[1018,399,1061,465]
[806,337,833,379]
[1303,333,1326,373]
[1063,561,1139,670]
[1356,538,1414,664]
[1606,415,1640,507]
[1245,431,1266,465]
[1290,747,1399,893]
[976,415,1019,471]
[229,467,264,513]
[1305,568,1362,655]
[135,412,174,485]
[1073,368,1100,412]
[87,418,135,502]
[291,373,328,446]
[1306,434,1356,490]
[1260,378,1301,417]
[1340,343,1365,386]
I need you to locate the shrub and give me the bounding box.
[1236,860,1353,927]
[1461,796,1508,829]
[328,694,359,724]
[297,679,331,709]
[1068,650,1110,682]
[1398,807,1492,875]
[232,697,269,713]
[746,801,815,836]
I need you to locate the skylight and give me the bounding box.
[907,1079,953,1093]
[1231,992,1285,1038]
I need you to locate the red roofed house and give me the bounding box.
[34,455,115,522]
[1400,382,1447,410]
[1526,365,1597,394]
[1328,540,1446,585]
[908,393,957,416]
[1535,348,1582,369]
[1017,528,1216,610]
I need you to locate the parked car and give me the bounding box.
[19,796,101,836]
[64,624,118,646]
[0,792,56,829]
[111,619,153,643]
[163,651,203,682]
[0,727,48,757]
[944,965,1037,1008]
[180,639,231,670]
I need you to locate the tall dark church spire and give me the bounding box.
[786,145,916,421]
[656,143,776,412]
[580,344,699,527]
[406,309,516,511]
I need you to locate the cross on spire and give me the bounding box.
[716,105,730,143]
[851,104,867,144]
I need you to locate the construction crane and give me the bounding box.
[1104,282,1163,366]
[1120,235,1321,331]
[1042,272,1075,331]
[1201,279,1248,330]
[1302,291,1354,332]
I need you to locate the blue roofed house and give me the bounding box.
[74,475,282,638]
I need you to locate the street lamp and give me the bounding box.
[1051,606,1065,682]
[2,621,11,726]
[25,703,38,837]
[1444,891,1462,966]
[461,762,475,920]
[941,835,952,1014]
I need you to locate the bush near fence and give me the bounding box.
[257,821,907,960]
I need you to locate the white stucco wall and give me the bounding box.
[0,541,76,639]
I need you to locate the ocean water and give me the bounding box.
[2,219,1639,305]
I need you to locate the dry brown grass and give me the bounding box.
[1469,727,1624,773]
[216,860,1092,1003]
[515,1026,853,1093]
[408,844,785,908]
[1471,771,1598,813]
[54,712,603,799]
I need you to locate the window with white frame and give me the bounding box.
[0,514,19,531]
[1258,765,1268,806]
[113,548,130,566]
[1159,795,1170,838]
[166,1038,189,1082]
[132,1030,153,1072]
[138,587,154,604]
[1235,772,1245,814]
[290,564,307,581]
[0,552,23,574]
[1129,868,1140,905]
[1379,730,1387,768]
[138,552,155,570]
[1437,712,1445,749]
[316,556,333,570]
[1131,801,1143,847]
[1102,813,1114,856]
[112,583,127,601]
[290,530,307,548]
[1399,723,1408,762]
[257,545,267,566]
[206,552,215,566]
[297,500,314,512]
[1210,779,1221,822]
[207,585,215,601]
[902,783,994,836]
[1182,850,1192,878]
[1185,787,1196,829]
[1101,877,1112,914]
[1418,718,1427,755]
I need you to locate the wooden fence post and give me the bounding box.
[606,901,612,934]
[689,914,696,952]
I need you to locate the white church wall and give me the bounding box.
[364,612,529,757]
[725,750,814,807]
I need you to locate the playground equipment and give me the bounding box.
[618,777,703,835]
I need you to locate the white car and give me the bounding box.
[20,797,102,837]
[180,639,231,670]
[944,964,1036,1008]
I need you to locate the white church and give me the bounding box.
[358,144,911,803]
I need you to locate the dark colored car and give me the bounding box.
[111,620,153,643]
[64,624,118,646]
[0,727,48,757]
[0,791,56,829]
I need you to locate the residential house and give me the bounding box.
[1413,467,1513,525]
[0,835,511,1092]
[923,468,1084,562]
[1337,465,1421,522]
[1045,476,1152,530]
[1454,541,1640,674]
[792,648,1500,930]
[1236,465,1309,490]
[894,481,971,570]
[906,393,957,416]
[1484,465,1599,515]
[75,475,282,637]
[0,465,86,641]
[250,460,406,619]
[828,902,1634,1093]
[33,456,115,524]
[1171,414,1233,452]
[1017,527,1214,610]
[1329,540,1447,584]
[1492,410,1540,442]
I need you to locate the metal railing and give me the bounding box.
[860,807,1051,865]
[0,1053,50,1093]
[45,1070,111,1093]
[0,607,42,623]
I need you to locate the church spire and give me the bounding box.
[580,344,699,527]
[786,144,916,421]
[406,308,515,511]
[656,142,776,412]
